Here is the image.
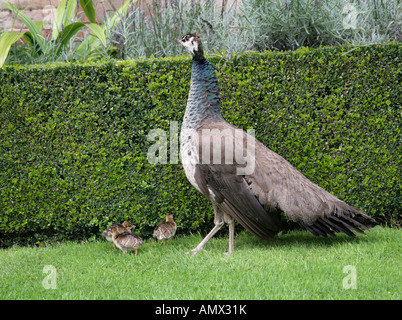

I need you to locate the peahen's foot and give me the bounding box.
[186,248,207,255]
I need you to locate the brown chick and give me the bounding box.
[153,214,177,245]
[102,221,135,248]
[110,226,144,255]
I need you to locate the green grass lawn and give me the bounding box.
[0,226,400,300]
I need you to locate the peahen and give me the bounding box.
[177,33,376,254]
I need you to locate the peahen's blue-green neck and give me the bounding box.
[182,58,223,129]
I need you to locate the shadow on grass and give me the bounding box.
[232,227,379,252]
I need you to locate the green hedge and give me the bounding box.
[0,43,400,246]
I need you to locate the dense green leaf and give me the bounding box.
[0,32,22,67]
[80,0,97,24]
[56,22,86,54]
[51,0,77,41]
[86,23,107,48]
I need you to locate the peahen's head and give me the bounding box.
[176,33,205,61]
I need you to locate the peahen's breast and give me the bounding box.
[180,128,201,192]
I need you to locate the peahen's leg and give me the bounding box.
[187,202,224,254]
[224,214,235,255]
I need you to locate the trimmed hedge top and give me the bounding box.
[0,43,401,246]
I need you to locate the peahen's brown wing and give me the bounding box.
[194,118,376,238]
[247,135,376,237]
[194,163,281,239]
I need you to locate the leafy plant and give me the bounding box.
[73,0,134,61]
[0,0,133,66]
[103,0,401,59]
[0,31,22,67]
[1,0,400,64]
[237,0,401,51]
[106,0,241,59]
